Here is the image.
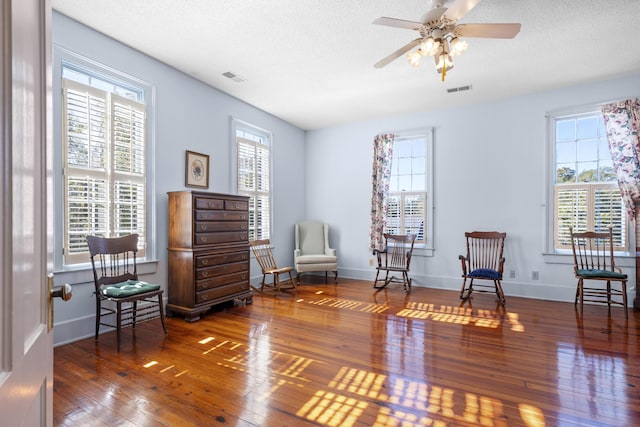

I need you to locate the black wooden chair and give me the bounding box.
[373,233,417,292]
[87,234,167,351]
[459,231,507,304]
[570,226,628,318]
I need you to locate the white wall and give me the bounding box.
[306,74,640,303]
[52,12,307,345]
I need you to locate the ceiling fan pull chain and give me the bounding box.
[441,64,446,82]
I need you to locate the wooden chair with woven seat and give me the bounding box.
[87,234,168,351]
[373,233,417,292]
[570,226,628,318]
[250,239,296,292]
[459,231,507,304]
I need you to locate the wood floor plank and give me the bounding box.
[55,278,639,426]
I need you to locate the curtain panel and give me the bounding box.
[369,133,394,251]
[602,98,640,223]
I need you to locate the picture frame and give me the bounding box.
[185,150,210,188]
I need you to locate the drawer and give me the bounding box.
[195,221,247,233]
[195,197,224,210]
[195,231,248,246]
[196,261,249,281]
[196,281,250,305]
[195,210,248,221]
[196,271,249,293]
[225,200,248,211]
[196,251,248,268]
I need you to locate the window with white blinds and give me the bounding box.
[236,127,271,241]
[552,112,626,251]
[386,135,428,244]
[62,78,146,264]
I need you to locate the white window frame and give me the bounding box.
[231,117,273,241]
[545,104,631,260]
[387,128,434,255]
[53,46,157,272]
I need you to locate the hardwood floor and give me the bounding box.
[54,278,640,426]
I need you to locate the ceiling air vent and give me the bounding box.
[447,85,472,93]
[222,71,246,83]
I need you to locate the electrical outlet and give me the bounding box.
[369,258,374,266]
[509,270,515,279]
[531,271,539,280]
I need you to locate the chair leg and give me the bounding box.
[494,280,506,305]
[95,298,101,340]
[460,277,473,300]
[622,280,628,318]
[574,280,581,305]
[324,271,328,284]
[333,270,338,284]
[132,300,138,329]
[606,281,612,307]
[116,301,122,352]
[158,294,168,335]
[373,269,383,289]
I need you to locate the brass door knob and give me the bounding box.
[50,283,73,301]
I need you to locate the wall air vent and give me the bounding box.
[447,85,472,93]
[222,71,246,83]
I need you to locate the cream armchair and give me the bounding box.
[294,221,338,284]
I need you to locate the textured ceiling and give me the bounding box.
[52,0,640,130]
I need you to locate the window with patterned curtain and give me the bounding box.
[552,111,627,251]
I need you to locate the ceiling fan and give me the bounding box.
[373,0,521,81]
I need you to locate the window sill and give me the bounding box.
[542,252,635,268]
[54,259,160,285]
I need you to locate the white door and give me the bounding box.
[0,1,64,426]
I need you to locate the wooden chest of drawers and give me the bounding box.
[167,191,252,322]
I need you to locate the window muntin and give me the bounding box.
[386,135,427,243]
[236,125,271,241]
[553,112,626,251]
[62,76,147,264]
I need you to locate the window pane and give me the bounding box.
[556,120,575,142]
[556,141,576,164]
[576,162,598,182]
[412,157,425,174]
[411,174,425,191]
[410,140,425,157]
[577,117,599,139]
[577,139,598,162]
[398,175,411,191]
[598,160,616,182]
[556,163,576,183]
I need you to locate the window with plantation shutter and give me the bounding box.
[62,78,146,264]
[552,111,627,252]
[235,124,271,241]
[386,134,429,244]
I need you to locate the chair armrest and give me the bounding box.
[294,249,301,260]
[498,257,506,273]
[326,248,336,256]
[458,255,468,275]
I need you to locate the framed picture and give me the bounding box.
[185,150,210,188]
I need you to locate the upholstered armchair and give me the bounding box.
[294,221,338,284]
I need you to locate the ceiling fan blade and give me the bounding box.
[372,17,422,30]
[455,23,521,38]
[443,0,482,22]
[420,7,447,24]
[374,38,421,69]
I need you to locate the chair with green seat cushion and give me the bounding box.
[87,234,168,351]
[570,226,628,317]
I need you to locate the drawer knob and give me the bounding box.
[241,274,247,279]
[208,202,214,208]
[241,254,247,259]
[202,272,209,277]
[202,259,209,265]
[202,295,209,301]
[201,237,207,243]
[241,224,246,230]
[235,203,240,208]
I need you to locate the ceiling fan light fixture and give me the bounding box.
[419,36,440,56]
[450,37,468,56]
[407,50,422,67]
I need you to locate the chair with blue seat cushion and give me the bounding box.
[87,234,168,351]
[570,226,628,318]
[459,231,507,304]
